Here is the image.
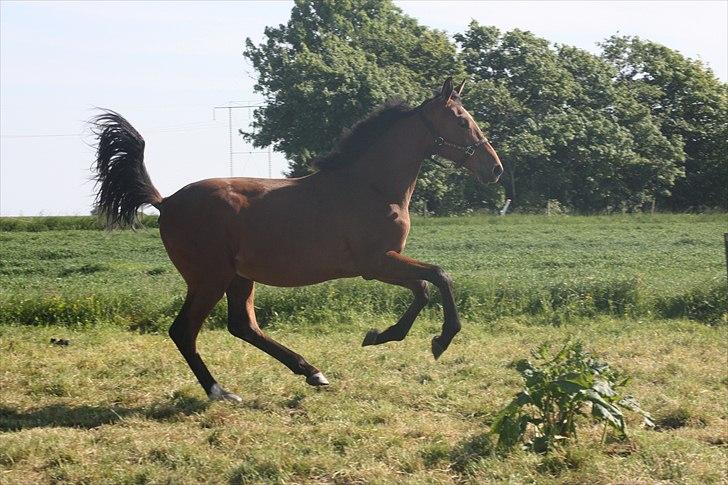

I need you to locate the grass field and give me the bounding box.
[1,320,726,484]
[1,214,726,328]
[0,213,726,483]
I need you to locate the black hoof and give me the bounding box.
[362,329,379,347]
[431,336,447,360]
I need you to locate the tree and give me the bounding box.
[455,24,684,212]
[601,36,728,209]
[243,0,505,214]
[243,0,462,176]
[244,5,715,214]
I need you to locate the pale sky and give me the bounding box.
[1,0,726,216]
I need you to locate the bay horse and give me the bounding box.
[92,78,503,402]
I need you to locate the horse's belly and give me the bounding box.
[233,239,358,287]
[235,262,357,287]
[240,268,355,287]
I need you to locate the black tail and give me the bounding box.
[91,110,162,227]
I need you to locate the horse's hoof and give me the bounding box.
[208,383,243,403]
[306,372,329,386]
[362,329,379,347]
[431,336,447,360]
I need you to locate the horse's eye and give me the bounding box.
[458,118,468,129]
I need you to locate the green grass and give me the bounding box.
[1,214,726,483]
[0,215,159,232]
[1,213,725,328]
[0,319,725,483]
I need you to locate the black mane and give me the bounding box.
[311,99,415,170]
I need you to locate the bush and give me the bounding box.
[492,340,653,453]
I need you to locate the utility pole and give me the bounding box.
[213,103,263,177]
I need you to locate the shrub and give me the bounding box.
[492,340,653,453]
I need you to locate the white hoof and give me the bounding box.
[208,383,243,403]
[306,372,329,386]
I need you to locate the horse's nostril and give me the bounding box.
[493,164,504,178]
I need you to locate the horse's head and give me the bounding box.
[419,78,503,184]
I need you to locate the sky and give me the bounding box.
[1,0,726,216]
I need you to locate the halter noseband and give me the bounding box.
[417,110,488,167]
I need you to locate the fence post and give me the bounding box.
[724,233,728,283]
[500,199,511,216]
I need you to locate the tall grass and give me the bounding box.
[1,214,725,329]
[1,275,724,331]
[0,215,159,232]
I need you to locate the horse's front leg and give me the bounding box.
[362,279,429,346]
[362,251,460,359]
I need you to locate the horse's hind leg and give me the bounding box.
[362,279,429,346]
[169,281,242,402]
[226,276,328,386]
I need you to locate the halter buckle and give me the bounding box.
[434,137,444,147]
[464,146,475,157]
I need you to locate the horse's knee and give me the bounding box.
[414,280,430,305]
[431,266,453,288]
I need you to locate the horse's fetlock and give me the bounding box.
[392,332,406,342]
[296,357,308,370]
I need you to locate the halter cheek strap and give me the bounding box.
[418,111,487,167]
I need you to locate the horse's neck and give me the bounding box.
[347,115,430,208]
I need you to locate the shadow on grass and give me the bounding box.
[0,392,210,431]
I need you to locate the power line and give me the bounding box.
[1,120,223,139]
[1,132,84,139]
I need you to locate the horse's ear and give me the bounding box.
[456,79,466,96]
[440,77,454,100]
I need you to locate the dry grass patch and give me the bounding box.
[0,318,726,484]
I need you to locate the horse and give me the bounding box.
[91,77,503,402]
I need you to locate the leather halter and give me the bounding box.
[417,110,488,167]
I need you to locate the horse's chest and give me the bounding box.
[386,206,410,248]
[355,204,410,253]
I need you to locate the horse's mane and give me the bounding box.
[311,99,416,170]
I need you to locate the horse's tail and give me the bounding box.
[91,110,163,227]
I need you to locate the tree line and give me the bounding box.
[243,0,727,214]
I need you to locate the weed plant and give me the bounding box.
[493,340,654,453]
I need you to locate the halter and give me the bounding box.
[417,110,488,167]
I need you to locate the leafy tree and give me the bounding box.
[243,0,462,175]
[601,36,728,209]
[244,5,718,214]
[243,0,505,214]
[455,24,684,212]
